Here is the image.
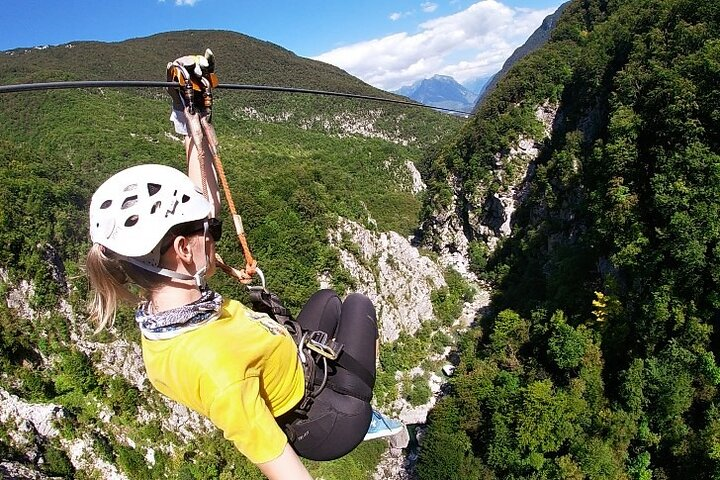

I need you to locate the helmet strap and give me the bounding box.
[195,220,212,289]
[122,256,198,283]
[122,219,212,289]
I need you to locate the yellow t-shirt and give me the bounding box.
[140,299,305,464]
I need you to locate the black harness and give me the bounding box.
[248,287,373,414]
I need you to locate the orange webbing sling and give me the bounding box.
[168,53,258,284]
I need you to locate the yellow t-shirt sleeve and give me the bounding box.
[208,375,288,464]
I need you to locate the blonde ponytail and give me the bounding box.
[85,243,139,332]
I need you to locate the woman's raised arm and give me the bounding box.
[184,133,221,218]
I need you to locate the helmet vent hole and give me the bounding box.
[123,183,138,192]
[150,201,161,214]
[121,195,138,209]
[124,215,139,227]
[181,194,190,203]
[100,200,112,209]
[148,183,162,196]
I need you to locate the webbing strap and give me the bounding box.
[247,287,297,335]
[198,114,258,278]
[332,350,374,397]
[168,58,257,281]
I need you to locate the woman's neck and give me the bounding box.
[148,281,203,313]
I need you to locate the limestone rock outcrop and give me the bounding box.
[326,217,447,342]
[424,100,559,261]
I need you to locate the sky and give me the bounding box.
[1,0,563,92]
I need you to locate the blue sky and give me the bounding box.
[1,0,563,91]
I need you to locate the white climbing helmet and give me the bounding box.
[89,164,211,266]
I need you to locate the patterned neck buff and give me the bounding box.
[136,289,224,340]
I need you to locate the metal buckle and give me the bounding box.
[304,331,343,360]
[298,396,314,411]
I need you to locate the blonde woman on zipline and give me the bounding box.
[84,52,402,479]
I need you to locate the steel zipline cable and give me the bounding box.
[0,80,473,116]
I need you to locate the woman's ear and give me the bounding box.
[173,236,194,263]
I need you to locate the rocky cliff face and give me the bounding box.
[325,213,490,480]
[0,386,133,479]
[424,100,559,262]
[325,217,447,342]
[233,107,418,146]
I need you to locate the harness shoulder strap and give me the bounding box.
[248,287,375,402]
[248,287,299,337]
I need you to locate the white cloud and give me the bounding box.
[314,0,557,91]
[421,2,438,13]
[389,10,415,21]
[175,0,199,5]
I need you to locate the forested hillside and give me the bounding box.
[0,30,461,308]
[0,31,463,479]
[417,0,720,478]
[4,1,719,478]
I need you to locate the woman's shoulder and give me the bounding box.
[220,300,289,337]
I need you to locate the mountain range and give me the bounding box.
[392,0,571,116]
[393,74,488,114]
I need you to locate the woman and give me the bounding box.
[84,97,393,478]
